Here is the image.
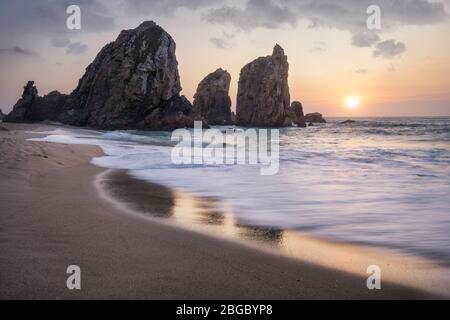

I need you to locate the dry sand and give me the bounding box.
[0,123,437,299]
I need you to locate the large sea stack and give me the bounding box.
[193,68,232,125]
[4,21,197,131]
[236,44,290,127]
[61,21,195,130]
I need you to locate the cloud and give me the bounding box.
[351,32,380,47]
[51,37,71,48]
[0,0,116,44]
[205,0,297,30]
[0,46,35,56]
[204,0,448,50]
[355,68,368,74]
[123,0,220,16]
[210,37,230,49]
[311,41,327,52]
[205,0,448,31]
[373,40,406,59]
[66,42,89,55]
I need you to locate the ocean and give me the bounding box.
[31,117,450,265]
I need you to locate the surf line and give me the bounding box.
[171,121,280,176]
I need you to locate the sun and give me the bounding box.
[346,96,360,109]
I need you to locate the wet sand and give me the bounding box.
[0,123,439,299]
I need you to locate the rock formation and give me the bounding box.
[288,101,306,127]
[3,81,67,123]
[0,108,5,121]
[304,112,326,123]
[5,21,198,131]
[3,81,38,123]
[59,21,196,130]
[341,119,356,124]
[236,44,290,127]
[230,112,236,124]
[193,68,232,125]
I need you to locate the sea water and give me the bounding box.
[31,117,450,264]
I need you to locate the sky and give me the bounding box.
[0,0,449,117]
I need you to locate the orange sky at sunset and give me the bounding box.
[1,1,449,117]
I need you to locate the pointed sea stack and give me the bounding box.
[236,44,290,127]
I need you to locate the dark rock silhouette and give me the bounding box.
[230,112,236,124]
[0,108,5,121]
[305,112,326,123]
[59,21,196,130]
[236,44,290,127]
[4,81,68,123]
[3,81,38,123]
[193,68,232,125]
[35,91,69,122]
[341,120,357,124]
[5,21,198,130]
[288,101,306,127]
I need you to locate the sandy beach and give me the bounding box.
[0,123,439,299]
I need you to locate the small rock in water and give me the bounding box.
[288,101,307,127]
[305,112,326,123]
[341,120,357,124]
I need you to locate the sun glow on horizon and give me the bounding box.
[346,96,360,109]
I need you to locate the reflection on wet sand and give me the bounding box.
[103,170,285,247]
[102,170,175,218]
[101,169,450,297]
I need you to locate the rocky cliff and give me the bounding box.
[60,21,196,130]
[3,81,68,123]
[5,21,198,131]
[236,44,290,127]
[193,68,232,125]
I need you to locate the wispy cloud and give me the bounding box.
[210,37,231,49]
[373,40,406,59]
[66,42,89,56]
[203,0,448,57]
[355,68,368,75]
[0,46,35,56]
[123,0,220,16]
[351,32,380,48]
[0,0,116,44]
[311,41,327,53]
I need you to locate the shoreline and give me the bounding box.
[0,123,444,299]
[98,168,450,298]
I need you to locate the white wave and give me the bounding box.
[29,119,450,263]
